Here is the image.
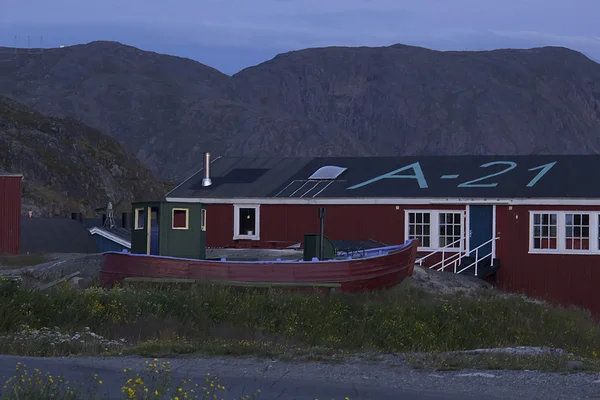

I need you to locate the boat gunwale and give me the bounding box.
[101,240,417,265]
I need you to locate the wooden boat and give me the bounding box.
[99,239,418,293]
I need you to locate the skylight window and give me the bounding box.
[308,165,347,180]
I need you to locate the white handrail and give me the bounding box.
[429,251,463,272]
[417,237,465,266]
[455,236,499,276]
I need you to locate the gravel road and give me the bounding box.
[1,354,600,399]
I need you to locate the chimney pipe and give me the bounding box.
[201,152,212,187]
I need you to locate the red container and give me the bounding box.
[0,174,22,255]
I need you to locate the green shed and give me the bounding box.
[130,201,207,260]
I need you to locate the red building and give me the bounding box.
[0,172,23,255]
[166,154,600,315]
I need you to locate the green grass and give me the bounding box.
[1,278,600,365]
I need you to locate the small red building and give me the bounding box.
[0,172,23,255]
[166,154,600,315]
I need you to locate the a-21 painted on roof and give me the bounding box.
[167,155,600,199]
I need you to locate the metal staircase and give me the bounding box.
[416,236,500,279]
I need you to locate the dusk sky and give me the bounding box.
[1,0,598,74]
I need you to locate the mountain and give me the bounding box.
[1,41,600,181]
[0,96,166,216]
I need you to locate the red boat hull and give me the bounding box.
[99,240,418,293]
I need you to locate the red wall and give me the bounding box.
[0,175,22,255]
[205,203,464,251]
[496,204,600,315]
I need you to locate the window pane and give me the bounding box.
[136,209,145,229]
[407,211,431,248]
[438,212,462,248]
[532,213,557,250]
[239,208,256,235]
[173,209,188,228]
[564,213,590,251]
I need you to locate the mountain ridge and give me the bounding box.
[0,96,166,216]
[1,40,599,182]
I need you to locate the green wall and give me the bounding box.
[130,201,206,260]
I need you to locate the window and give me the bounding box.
[532,213,558,250]
[134,208,145,230]
[172,208,189,230]
[308,165,347,180]
[565,213,589,250]
[407,212,431,248]
[201,209,207,232]
[405,210,464,251]
[439,212,463,248]
[233,204,260,240]
[530,211,600,254]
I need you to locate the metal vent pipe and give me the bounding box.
[201,152,212,187]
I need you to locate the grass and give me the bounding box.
[1,277,600,371]
[0,254,49,269]
[0,358,264,400]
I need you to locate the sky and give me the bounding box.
[0,0,599,75]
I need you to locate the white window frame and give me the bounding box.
[528,211,600,255]
[233,204,260,240]
[404,210,465,252]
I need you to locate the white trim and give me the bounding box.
[528,211,600,255]
[88,227,131,248]
[466,205,471,253]
[404,209,465,252]
[166,196,600,206]
[492,205,497,259]
[233,204,260,240]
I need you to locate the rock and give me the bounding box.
[567,361,584,370]
[409,266,492,295]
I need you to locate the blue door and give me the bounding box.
[469,205,493,259]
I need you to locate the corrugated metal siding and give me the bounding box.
[496,204,600,316]
[92,235,129,253]
[205,203,465,249]
[0,176,22,255]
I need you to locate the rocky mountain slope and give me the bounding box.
[1,41,600,181]
[0,96,166,216]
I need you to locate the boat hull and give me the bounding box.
[99,239,418,293]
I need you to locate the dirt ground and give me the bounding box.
[409,264,493,295]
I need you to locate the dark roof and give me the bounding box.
[167,155,600,199]
[20,217,99,254]
[0,171,23,177]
